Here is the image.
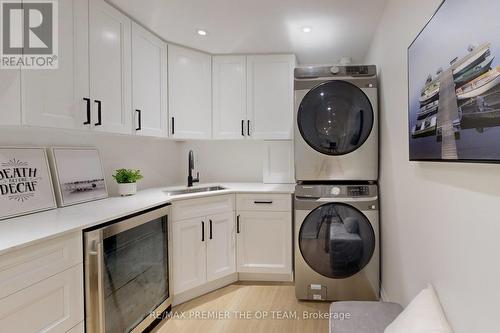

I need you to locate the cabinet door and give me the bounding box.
[206,212,236,281]
[212,56,247,139]
[89,0,132,134]
[172,218,207,294]
[246,55,295,140]
[132,22,167,137]
[22,0,89,129]
[237,211,292,274]
[0,68,21,126]
[168,45,212,139]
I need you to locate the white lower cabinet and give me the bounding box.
[236,211,291,274]
[0,232,84,333]
[172,195,236,296]
[236,194,292,278]
[172,217,207,294]
[206,212,236,281]
[0,264,84,333]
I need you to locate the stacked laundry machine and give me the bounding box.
[293,65,380,301]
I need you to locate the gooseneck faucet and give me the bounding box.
[187,150,200,187]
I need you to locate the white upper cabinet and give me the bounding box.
[212,56,247,139]
[89,0,132,134]
[0,68,21,126]
[131,22,168,137]
[168,45,212,139]
[247,55,295,140]
[22,0,89,130]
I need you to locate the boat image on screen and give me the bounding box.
[408,0,500,162]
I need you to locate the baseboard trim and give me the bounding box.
[238,272,294,282]
[173,273,238,306]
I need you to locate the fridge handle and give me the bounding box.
[89,241,106,333]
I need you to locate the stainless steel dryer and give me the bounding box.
[294,65,378,181]
[295,183,379,301]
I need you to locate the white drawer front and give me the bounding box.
[236,194,291,212]
[0,264,84,333]
[172,194,235,221]
[0,232,82,298]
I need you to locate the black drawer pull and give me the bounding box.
[135,109,141,131]
[209,220,213,240]
[247,120,250,136]
[94,100,102,126]
[171,117,175,134]
[241,120,245,136]
[201,221,205,242]
[236,215,240,234]
[254,200,273,204]
[83,98,91,125]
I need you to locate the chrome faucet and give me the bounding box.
[187,150,200,187]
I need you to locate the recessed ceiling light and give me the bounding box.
[197,29,207,36]
[301,26,312,33]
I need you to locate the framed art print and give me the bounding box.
[0,147,57,220]
[408,0,500,162]
[50,147,108,207]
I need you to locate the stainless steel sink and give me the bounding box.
[163,186,226,196]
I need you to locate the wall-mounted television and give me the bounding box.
[408,0,500,162]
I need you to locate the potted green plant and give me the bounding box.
[112,169,143,196]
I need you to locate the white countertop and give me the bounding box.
[0,183,295,256]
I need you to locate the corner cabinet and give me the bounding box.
[212,54,295,140]
[171,195,235,295]
[168,45,212,139]
[131,22,168,137]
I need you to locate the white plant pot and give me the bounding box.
[118,183,137,196]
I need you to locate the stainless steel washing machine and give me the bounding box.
[295,183,379,301]
[294,65,378,181]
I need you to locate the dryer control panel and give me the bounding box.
[295,184,378,199]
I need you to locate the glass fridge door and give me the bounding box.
[102,217,169,333]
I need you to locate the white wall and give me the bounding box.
[0,127,183,195]
[365,0,500,332]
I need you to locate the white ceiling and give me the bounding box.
[108,0,387,65]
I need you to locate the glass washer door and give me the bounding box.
[299,203,375,279]
[298,80,374,155]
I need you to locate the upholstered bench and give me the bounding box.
[329,301,403,333]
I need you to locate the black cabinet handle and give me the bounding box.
[241,120,245,136]
[247,120,250,136]
[135,109,142,131]
[201,221,205,242]
[236,215,240,234]
[94,100,102,126]
[209,220,213,240]
[83,98,91,125]
[171,117,175,134]
[254,200,273,204]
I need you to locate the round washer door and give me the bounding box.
[298,80,374,155]
[299,203,375,279]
